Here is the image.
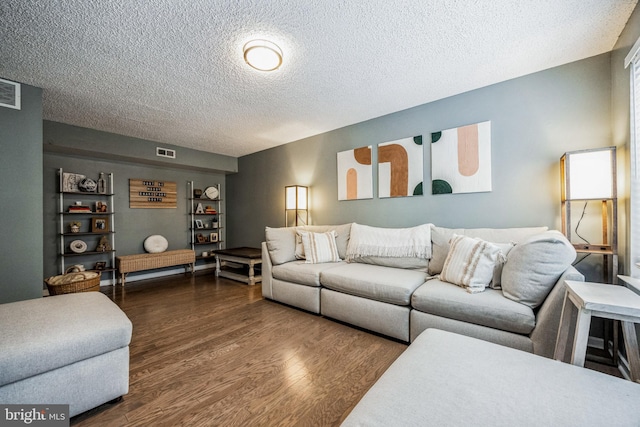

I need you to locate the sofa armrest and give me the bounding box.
[261,242,274,299]
[530,265,584,358]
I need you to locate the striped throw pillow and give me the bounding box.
[440,234,501,293]
[299,230,341,264]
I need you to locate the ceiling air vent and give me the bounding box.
[0,78,21,110]
[156,147,176,159]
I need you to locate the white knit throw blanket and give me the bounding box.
[346,223,432,261]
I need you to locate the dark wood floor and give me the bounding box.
[71,271,624,426]
[71,272,407,426]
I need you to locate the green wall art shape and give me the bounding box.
[413,182,423,196]
[432,179,452,194]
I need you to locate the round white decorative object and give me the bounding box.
[79,178,97,192]
[144,235,169,253]
[203,186,219,200]
[70,240,87,253]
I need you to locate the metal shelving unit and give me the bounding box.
[58,168,116,285]
[188,181,223,263]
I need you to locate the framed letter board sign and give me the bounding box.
[129,179,177,208]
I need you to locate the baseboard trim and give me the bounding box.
[99,263,216,286]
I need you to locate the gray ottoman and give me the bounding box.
[342,329,640,426]
[0,292,132,417]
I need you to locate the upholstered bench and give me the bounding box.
[342,329,640,426]
[116,249,195,285]
[0,292,132,417]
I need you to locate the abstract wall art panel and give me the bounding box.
[378,136,424,198]
[431,121,491,195]
[337,146,373,200]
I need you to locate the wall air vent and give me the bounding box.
[0,78,21,110]
[156,147,176,159]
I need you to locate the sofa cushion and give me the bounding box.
[321,263,427,306]
[502,230,576,309]
[265,226,297,265]
[296,223,352,260]
[411,279,535,335]
[298,230,342,263]
[429,225,548,275]
[272,260,346,287]
[440,235,502,293]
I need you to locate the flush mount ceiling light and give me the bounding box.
[243,39,283,71]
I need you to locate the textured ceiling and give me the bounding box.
[0,1,637,157]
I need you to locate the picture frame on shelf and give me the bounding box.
[95,201,108,213]
[210,232,218,243]
[91,217,109,232]
[62,172,86,192]
[195,219,204,229]
[94,261,107,270]
[196,233,205,243]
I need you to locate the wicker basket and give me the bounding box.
[44,271,101,295]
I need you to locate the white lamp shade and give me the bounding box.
[285,185,308,210]
[565,149,614,200]
[285,187,297,210]
[297,186,307,210]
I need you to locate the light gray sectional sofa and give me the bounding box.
[262,222,584,357]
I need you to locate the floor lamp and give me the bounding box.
[560,146,618,284]
[561,146,619,365]
[285,185,308,227]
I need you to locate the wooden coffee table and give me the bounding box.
[213,247,262,285]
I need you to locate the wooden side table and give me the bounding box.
[554,280,640,382]
[213,247,262,285]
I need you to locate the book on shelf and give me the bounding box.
[68,206,92,213]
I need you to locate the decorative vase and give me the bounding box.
[97,173,106,194]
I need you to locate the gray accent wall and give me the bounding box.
[43,123,228,281]
[0,82,43,303]
[44,121,237,174]
[227,54,613,268]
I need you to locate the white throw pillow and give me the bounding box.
[296,224,352,259]
[439,235,501,293]
[144,235,168,253]
[428,225,549,275]
[299,230,342,264]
